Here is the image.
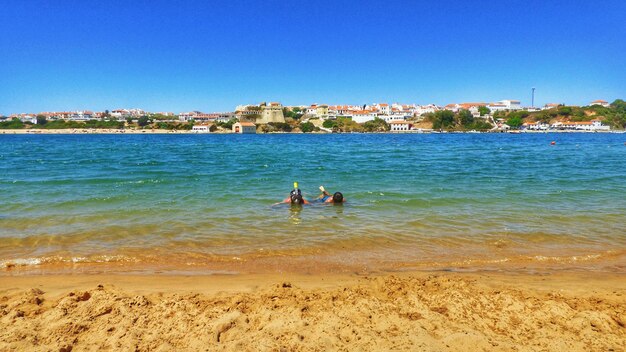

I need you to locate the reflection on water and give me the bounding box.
[289,204,303,225]
[0,133,625,274]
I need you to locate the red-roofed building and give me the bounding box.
[589,100,610,108]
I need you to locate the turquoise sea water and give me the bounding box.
[1,133,625,274]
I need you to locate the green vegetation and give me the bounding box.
[428,109,493,131]
[36,114,47,125]
[323,119,337,129]
[494,99,626,129]
[154,121,194,130]
[506,116,523,128]
[299,121,316,133]
[362,118,390,132]
[150,113,177,121]
[215,118,237,130]
[284,108,303,120]
[0,118,25,129]
[319,117,365,132]
[267,122,292,132]
[0,115,195,130]
[458,109,474,126]
[137,116,151,127]
[429,110,455,129]
[37,120,84,129]
[478,106,490,116]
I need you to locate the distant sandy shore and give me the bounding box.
[0,128,214,134]
[1,271,624,351]
[1,128,623,135]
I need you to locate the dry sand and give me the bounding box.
[1,271,624,351]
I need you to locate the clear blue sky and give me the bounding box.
[1,0,624,114]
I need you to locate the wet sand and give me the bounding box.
[1,271,624,351]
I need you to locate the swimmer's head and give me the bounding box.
[332,192,343,203]
[290,188,301,197]
[290,193,304,204]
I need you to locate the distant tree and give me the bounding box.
[334,116,363,132]
[126,117,133,124]
[36,114,47,125]
[478,106,490,116]
[458,109,474,127]
[611,99,626,112]
[362,118,390,132]
[299,121,315,133]
[431,110,455,129]
[137,116,150,127]
[209,124,217,132]
[283,108,303,120]
[323,119,338,129]
[506,116,523,129]
[558,106,572,116]
[471,120,494,130]
[220,118,237,130]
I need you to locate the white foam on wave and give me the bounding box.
[0,257,42,268]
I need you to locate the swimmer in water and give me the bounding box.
[275,182,310,205]
[317,186,346,203]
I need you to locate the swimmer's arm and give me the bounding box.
[272,198,290,206]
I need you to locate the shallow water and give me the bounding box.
[1,133,625,274]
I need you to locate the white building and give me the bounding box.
[487,100,521,112]
[350,111,377,123]
[589,100,610,108]
[416,104,438,116]
[389,120,412,131]
[192,125,211,133]
[551,120,609,131]
[379,114,410,123]
[500,100,522,110]
[18,115,37,124]
[522,122,550,131]
[232,122,256,134]
[376,103,390,115]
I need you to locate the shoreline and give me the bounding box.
[1,128,624,134]
[1,270,624,351]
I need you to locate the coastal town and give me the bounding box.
[1,99,624,133]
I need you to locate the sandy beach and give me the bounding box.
[1,271,624,351]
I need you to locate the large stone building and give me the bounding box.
[235,102,285,124]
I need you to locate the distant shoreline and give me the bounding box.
[1,128,623,135]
